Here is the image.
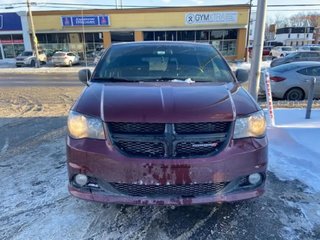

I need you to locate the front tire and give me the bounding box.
[285,88,304,101]
[30,60,35,67]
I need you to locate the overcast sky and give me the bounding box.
[2,0,320,19]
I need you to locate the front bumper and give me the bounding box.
[16,60,29,66]
[67,136,268,205]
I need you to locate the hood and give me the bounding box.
[75,82,259,123]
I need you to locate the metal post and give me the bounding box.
[245,0,253,62]
[305,77,316,119]
[248,0,268,100]
[264,72,275,126]
[27,0,40,68]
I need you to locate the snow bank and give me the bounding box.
[267,109,320,192]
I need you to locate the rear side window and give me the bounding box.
[272,64,299,73]
[297,67,320,76]
[307,52,320,57]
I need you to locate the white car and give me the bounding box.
[270,46,296,59]
[16,51,47,67]
[52,51,80,67]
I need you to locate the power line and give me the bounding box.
[3,2,320,8]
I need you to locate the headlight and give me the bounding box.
[67,111,105,139]
[233,110,266,139]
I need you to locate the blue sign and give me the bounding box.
[61,15,110,27]
[0,13,22,31]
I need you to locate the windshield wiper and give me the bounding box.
[92,77,140,82]
[143,77,191,82]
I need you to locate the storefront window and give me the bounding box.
[111,32,134,43]
[177,31,195,41]
[3,45,15,58]
[209,30,238,56]
[0,34,24,58]
[143,32,155,41]
[142,29,238,56]
[166,31,177,41]
[196,30,210,41]
[36,32,103,58]
[155,31,165,41]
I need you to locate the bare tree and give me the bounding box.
[289,12,320,27]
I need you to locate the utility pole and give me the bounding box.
[245,0,253,62]
[27,0,40,67]
[248,0,268,100]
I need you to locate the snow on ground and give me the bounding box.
[268,108,320,192]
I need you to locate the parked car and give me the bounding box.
[52,51,80,67]
[67,41,268,205]
[270,51,320,68]
[269,46,296,58]
[15,50,47,67]
[261,62,320,100]
[248,46,272,58]
[93,49,106,65]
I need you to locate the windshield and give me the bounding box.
[92,44,234,83]
[286,52,298,58]
[21,51,33,56]
[282,47,293,51]
[53,52,66,57]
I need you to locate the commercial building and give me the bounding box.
[2,5,250,60]
[274,27,315,46]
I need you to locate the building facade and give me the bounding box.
[2,5,250,60]
[33,6,250,61]
[274,27,315,46]
[0,13,25,59]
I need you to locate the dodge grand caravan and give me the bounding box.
[67,42,268,205]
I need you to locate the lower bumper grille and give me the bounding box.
[109,182,228,197]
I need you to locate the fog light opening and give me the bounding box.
[248,173,262,185]
[74,174,88,187]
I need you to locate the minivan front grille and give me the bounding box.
[109,182,228,197]
[116,141,165,158]
[109,122,165,134]
[108,122,231,159]
[174,122,229,134]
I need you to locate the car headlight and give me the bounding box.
[67,111,105,139]
[233,110,266,139]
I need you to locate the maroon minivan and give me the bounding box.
[67,42,268,205]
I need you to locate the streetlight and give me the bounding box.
[27,0,40,67]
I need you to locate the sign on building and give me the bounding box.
[185,12,238,25]
[0,13,22,31]
[61,15,110,27]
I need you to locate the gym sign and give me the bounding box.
[185,12,238,25]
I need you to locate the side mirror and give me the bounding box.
[235,69,249,83]
[78,69,91,85]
